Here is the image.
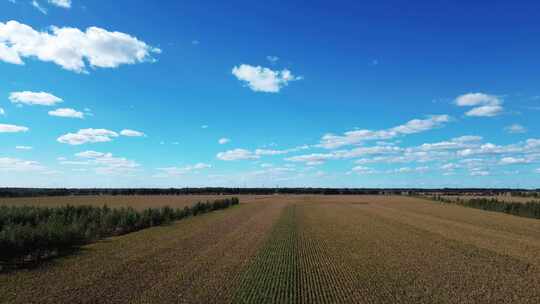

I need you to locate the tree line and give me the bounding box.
[1,187,538,198]
[429,196,540,219]
[0,197,239,270]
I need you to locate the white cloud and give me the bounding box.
[499,157,530,165]
[319,115,450,149]
[48,108,84,118]
[217,149,259,161]
[48,0,70,8]
[470,169,490,176]
[157,163,211,176]
[9,91,63,106]
[232,64,301,93]
[0,157,43,172]
[15,145,32,150]
[455,93,503,117]
[218,138,230,144]
[65,150,140,175]
[57,128,118,145]
[0,108,4,115]
[120,129,145,137]
[351,166,376,175]
[504,124,527,134]
[0,123,29,133]
[0,20,161,73]
[31,1,47,14]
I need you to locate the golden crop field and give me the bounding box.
[0,194,268,210]
[2,195,540,303]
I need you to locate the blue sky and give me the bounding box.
[1,0,539,188]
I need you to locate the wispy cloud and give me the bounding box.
[48,108,84,119]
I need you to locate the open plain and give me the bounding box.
[2,195,540,303]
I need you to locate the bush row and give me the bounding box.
[429,195,540,219]
[0,197,239,267]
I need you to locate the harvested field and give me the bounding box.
[2,195,540,303]
[0,194,272,210]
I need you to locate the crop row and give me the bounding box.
[0,197,239,269]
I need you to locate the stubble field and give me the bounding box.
[1,195,540,303]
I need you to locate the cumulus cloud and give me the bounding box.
[57,128,119,145]
[319,115,451,149]
[120,129,145,137]
[232,64,301,93]
[48,0,70,8]
[0,157,43,172]
[218,138,230,144]
[157,163,211,176]
[455,93,503,117]
[217,149,259,161]
[0,20,161,73]
[9,91,63,106]
[48,108,84,118]
[504,124,527,134]
[0,123,29,133]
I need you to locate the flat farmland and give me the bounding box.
[439,195,540,203]
[2,195,540,303]
[0,194,271,210]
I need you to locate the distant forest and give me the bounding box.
[0,187,538,198]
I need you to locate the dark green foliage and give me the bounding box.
[429,196,540,219]
[0,197,239,268]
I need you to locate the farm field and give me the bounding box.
[2,195,540,303]
[0,194,268,210]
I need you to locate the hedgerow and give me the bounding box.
[0,197,239,268]
[428,195,540,219]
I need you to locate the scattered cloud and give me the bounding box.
[0,157,43,172]
[68,151,140,175]
[15,145,32,150]
[48,0,70,8]
[455,93,503,117]
[319,115,451,149]
[218,138,230,144]
[57,128,119,145]
[499,157,530,165]
[120,129,145,137]
[48,108,84,118]
[0,123,29,133]
[157,163,211,176]
[217,149,259,161]
[351,166,377,175]
[9,91,63,106]
[0,20,161,73]
[504,124,527,134]
[232,64,301,93]
[0,108,4,115]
